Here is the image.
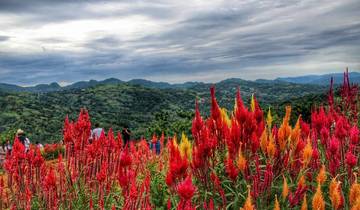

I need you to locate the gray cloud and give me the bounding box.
[0,35,10,42]
[0,0,359,85]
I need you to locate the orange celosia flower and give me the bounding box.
[298,175,306,189]
[351,198,360,210]
[290,116,301,148]
[301,194,307,210]
[173,135,179,149]
[267,135,276,159]
[237,149,247,172]
[260,129,268,153]
[312,184,325,210]
[329,177,342,210]
[274,195,280,210]
[302,137,313,167]
[349,175,360,207]
[277,106,292,151]
[242,186,255,210]
[282,175,289,200]
[316,165,327,185]
[284,106,291,122]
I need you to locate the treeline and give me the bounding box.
[0,81,329,144]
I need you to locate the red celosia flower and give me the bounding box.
[300,119,310,139]
[288,185,308,207]
[129,179,138,199]
[25,186,32,210]
[192,99,204,141]
[177,175,196,201]
[166,139,189,187]
[328,137,340,155]
[263,161,273,191]
[44,167,56,190]
[250,131,260,153]
[320,127,330,145]
[208,199,214,210]
[12,138,26,159]
[89,194,94,209]
[97,162,108,183]
[33,148,44,167]
[0,177,3,204]
[350,126,359,144]
[120,149,132,167]
[225,157,238,181]
[226,119,241,158]
[335,116,350,141]
[167,198,171,210]
[165,172,174,186]
[345,151,357,168]
[210,86,221,123]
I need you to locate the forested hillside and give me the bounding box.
[0,80,329,143]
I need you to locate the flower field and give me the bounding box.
[0,71,359,210]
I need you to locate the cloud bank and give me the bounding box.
[0,0,359,85]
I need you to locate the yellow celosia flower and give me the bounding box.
[237,149,247,172]
[242,186,255,210]
[266,134,276,159]
[179,133,191,158]
[312,184,325,210]
[220,108,231,127]
[301,194,308,210]
[282,175,289,200]
[274,195,280,210]
[260,129,268,153]
[349,178,360,207]
[250,94,255,112]
[302,137,313,167]
[316,165,327,185]
[267,107,273,128]
[329,177,341,210]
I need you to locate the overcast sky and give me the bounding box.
[0,0,359,86]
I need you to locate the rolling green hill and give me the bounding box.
[0,80,330,144]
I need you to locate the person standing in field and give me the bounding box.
[90,122,104,143]
[122,125,131,147]
[36,141,44,149]
[16,129,30,152]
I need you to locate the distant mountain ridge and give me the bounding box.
[0,71,359,93]
[276,72,360,85]
[0,82,62,93]
[0,78,205,93]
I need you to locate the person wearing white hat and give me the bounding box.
[16,129,30,152]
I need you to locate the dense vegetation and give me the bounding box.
[0,79,329,144]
